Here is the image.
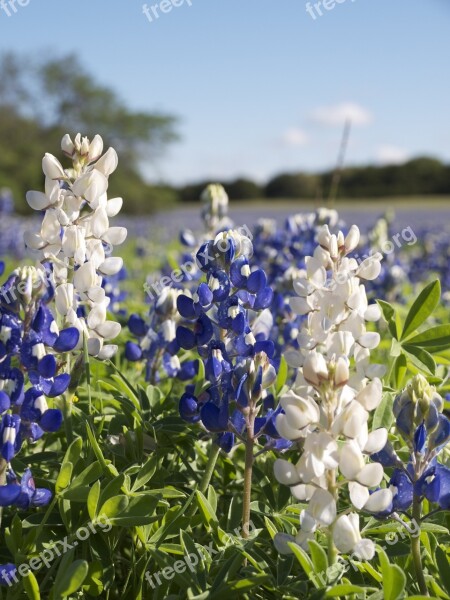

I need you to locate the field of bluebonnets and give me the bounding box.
[0,133,448,600]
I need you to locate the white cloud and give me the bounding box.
[280,128,309,146]
[310,102,373,127]
[375,145,410,164]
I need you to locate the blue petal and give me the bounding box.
[176,326,196,350]
[40,409,63,432]
[31,488,53,507]
[179,393,199,421]
[390,469,413,511]
[254,286,274,310]
[197,283,213,308]
[0,484,21,506]
[413,422,427,453]
[38,354,57,379]
[247,270,267,293]
[48,374,70,397]
[177,295,196,319]
[0,563,17,586]
[53,327,80,352]
[128,314,148,337]
[216,432,234,453]
[125,341,143,361]
[0,392,10,413]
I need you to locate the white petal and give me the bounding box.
[96,321,121,339]
[357,463,384,487]
[364,429,388,454]
[26,191,51,211]
[95,147,118,176]
[74,262,97,293]
[97,344,118,360]
[274,459,301,486]
[349,482,370,510]
[358,332,380,349]
[333,514,359,553]
[356,378,383,411]
[339,441,365,480]
[354,538,375,560]
[42,153,65,179]
[106,197,123,217]
[103,227,127,246]
[363,488,393,513]
[308,489,336,526]
[98,257,123,276]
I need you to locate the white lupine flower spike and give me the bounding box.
[274,222,391,562]
[25,134,127,359]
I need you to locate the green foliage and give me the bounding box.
[377,280,450,387]
[0,52,178,213]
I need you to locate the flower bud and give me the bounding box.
[61,134,75,157]
[344,225,360,253]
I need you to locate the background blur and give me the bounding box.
[0,0,449,213]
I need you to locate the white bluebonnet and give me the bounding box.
[24,134,127,359]
[273,224,392,560]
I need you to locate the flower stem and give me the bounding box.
[186,441,221,518]
[0,459,7,529]
[327,469,338,565]
[411,497,428,596]
[242,420,255,539]
[199,442,221,495]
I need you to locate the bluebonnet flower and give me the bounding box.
[0,467,52,509]
[176,228,288,454]
[126,287,198,383]
[371,375,450,515]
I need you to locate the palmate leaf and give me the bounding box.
[401,280,441,340]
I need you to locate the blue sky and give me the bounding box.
[0,0,449,184]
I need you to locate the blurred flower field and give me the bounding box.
[0,135,448,600]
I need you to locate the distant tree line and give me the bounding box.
[177,157,450,203]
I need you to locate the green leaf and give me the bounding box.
[377,300,399,339]
[54,560,89,598]
[401,280,441,340]
[326,584,365,597]
[62,437,83,468]
[87,480,101,521]
[99,494,129,519]
[403,344,436,375]
[55,462,73,494]
[195,490,218,525]
[373,393,394,430]
[23,570,40,600]
[407,325,450,350]
[276,355,288,394]
[436,546,450,596]
[68,461,103,489]
[377,547,406,600]
[131,455,158,492]
[392,354,407,388]
[288,542,315,582]
[308,539,328,576]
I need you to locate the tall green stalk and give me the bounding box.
[411,496,428,596]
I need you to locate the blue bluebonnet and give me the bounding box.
[126,287,198,383]
[176,229,290,453]
[371,375,450,515]
[0,265,74,521]
[0,467,52,509]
